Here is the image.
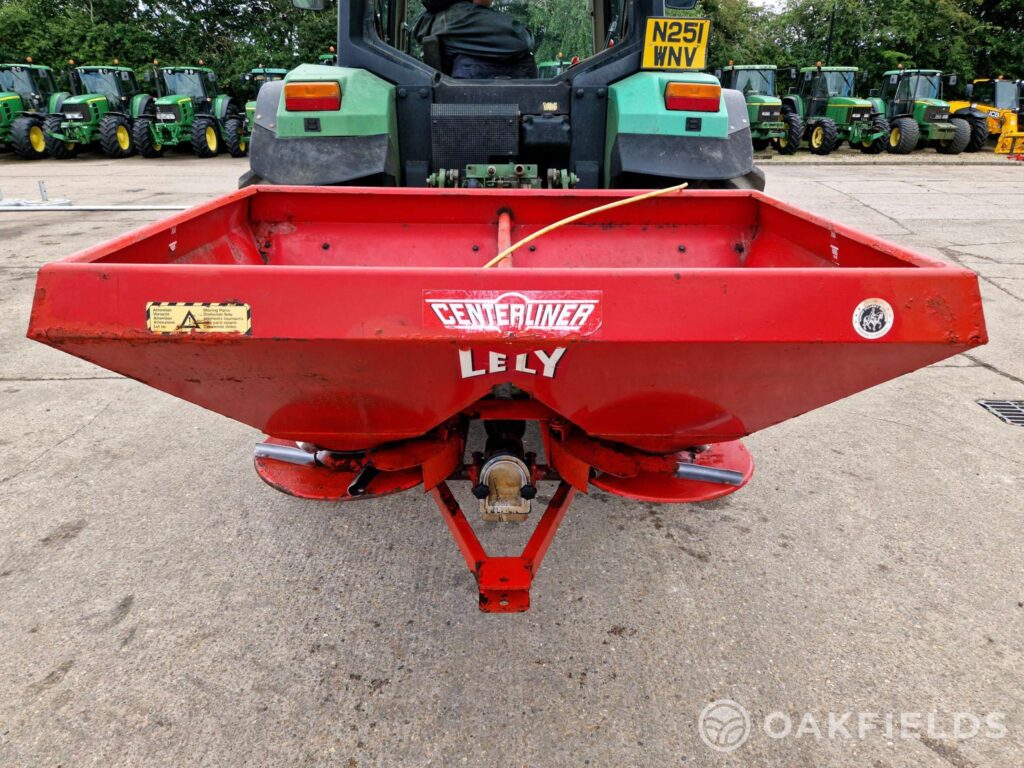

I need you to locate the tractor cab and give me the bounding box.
[241,68,288,101]
[71,66,141,108]
[719,65,776,97]
[157,66,219,111]
[969,78,1019,112]
[796,66,855,118]
[248,0,763,190]
[879,69,945,118]
[0,63,59,112]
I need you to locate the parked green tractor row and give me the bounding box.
[720,64,982,156]
[2,60,291,160]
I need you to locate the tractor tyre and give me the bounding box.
[774,110,803,155]
[43,115,78,159]
[887,117,919,154]
[10,115,48,159]
[751,137,770,152]
[858,117,890,155]
[808,118,838,155]
[964,116,989,152]
[937,117,970,155]
[99,113,134,158]
[132,117,164,158]
[191,117,221,158]
[222,117,247,158]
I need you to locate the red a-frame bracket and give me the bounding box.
[430,481,576,613]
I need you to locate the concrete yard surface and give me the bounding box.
[0,154,1022,767]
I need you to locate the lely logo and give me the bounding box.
[699,699,751,753]
[424,291,602,336]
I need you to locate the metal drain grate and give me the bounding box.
[977,400,1024,426]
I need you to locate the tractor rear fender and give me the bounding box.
[212,94,235,121]
[605,75,759,187]
[782,94,803,116]
[248,65,399,186]
[130,94,154,119]
[867,97,886,116]
[48,91,71,113]
[953,106,991,122]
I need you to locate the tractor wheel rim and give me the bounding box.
[779,136,788,147]
[116,125,131,150]
[205,127,217,151]
[812,127,823,147]
[29,126,45,152]
[890,128,900,146]
[240,141,247,152]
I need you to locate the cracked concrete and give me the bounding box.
[0,155,1022,767]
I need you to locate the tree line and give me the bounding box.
[1,0,1021,95]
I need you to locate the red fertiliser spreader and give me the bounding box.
[28,187,987,612]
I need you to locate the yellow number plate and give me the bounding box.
[642,18,711,71]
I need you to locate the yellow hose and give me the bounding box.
[481,182,689,269]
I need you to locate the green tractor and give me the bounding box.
[715,64,794,153]
[318,47,338,66]
[237,67,288,157]
[868,68,969,155]
[782,65,888,155]
[537,55,572,80]
[44,63,155,159]
[0,62,70,159]
[133,64,243,158]
[247,0,763,191]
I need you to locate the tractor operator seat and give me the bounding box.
[413,0,538,79]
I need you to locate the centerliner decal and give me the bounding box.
[423,290,602,336]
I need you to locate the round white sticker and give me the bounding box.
[852,298,894,339]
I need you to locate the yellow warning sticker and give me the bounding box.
[146,302,251,335]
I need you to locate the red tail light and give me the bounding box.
[284,81,341,111]
[664,82,721,112]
